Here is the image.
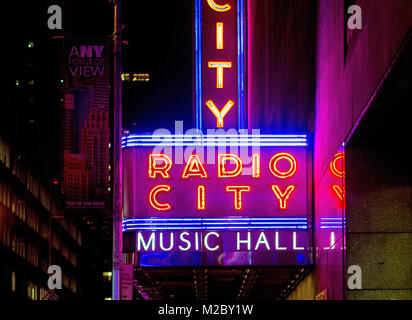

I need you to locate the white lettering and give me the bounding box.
[204,232,220,251]
[275,232,287,250]
[159,232,174,251]
[293,232,305,250]
[237,232,251,250]
[137,232,155,251]
[178,232,191,251]
[255,232,270,250]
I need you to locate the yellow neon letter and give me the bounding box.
[332,184,344,201]
[216,22,224,49]
[208,61,232,88]
[205,99,234,128]
[207,0,231,12]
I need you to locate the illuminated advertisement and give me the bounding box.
[122,135,313,267]
[62,38,112,210]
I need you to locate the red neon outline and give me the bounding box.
[269,152,297,179]
[148,184,172,211]
[148,153,172,179]
[181,154,208,179]
[197,185,206,210]
[225,185,251,210]
[271,185,296,210]
[330,152,345,178]
[252,153,261,178]
[218,153,243,178]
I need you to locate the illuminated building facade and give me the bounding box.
[119,0,412,300]
[287,0,412,300]
[0,138,81,299]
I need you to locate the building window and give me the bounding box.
[133,73,150,82]
[11,271,16,292]
[121,73,130,82]
[27,282,38,300]
[103,271,112,282]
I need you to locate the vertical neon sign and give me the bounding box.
[195,0,246,131]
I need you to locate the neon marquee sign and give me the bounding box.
[122,135,313,266]
[120,0,314,267]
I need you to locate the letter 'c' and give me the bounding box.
[207,0,231,12]
[148,184,172,211]
[204,232,220,251]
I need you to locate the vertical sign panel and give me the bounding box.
[63,38,112,210]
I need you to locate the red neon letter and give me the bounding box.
[148,184,172,211]
[208,61,232,88]
[218,153,243,178]
[181,154,208,179]
[252,153,261,178]
[271,185,296,210]
[148,154,172,179]
[225,185,251,210]
[330,152,345,178]
[197,185,206,210]
[269,152,297,179]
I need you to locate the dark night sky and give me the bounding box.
[1,0,316,180]
[1,0,193,179]
[71,0,194,132]
[121,0,194,133]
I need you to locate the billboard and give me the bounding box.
[62,38,112,210]
[122,134,313,267]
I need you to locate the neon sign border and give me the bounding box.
[122,134,308,148]
[195,0,246,131]
[195,0,203,131]
[237,0,245,129]
[122,217,310,232]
